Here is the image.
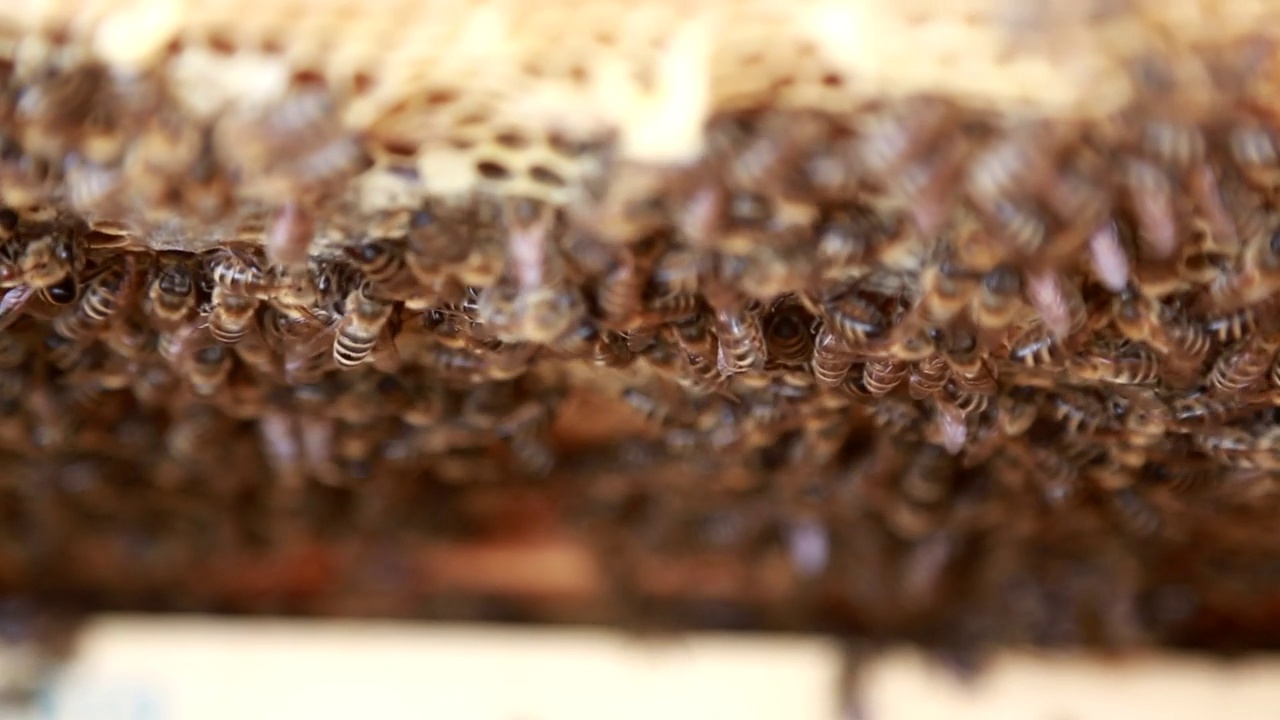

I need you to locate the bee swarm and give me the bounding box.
[3,0,1280,654]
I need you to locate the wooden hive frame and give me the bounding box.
[0,0,1279,658]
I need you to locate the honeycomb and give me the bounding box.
[2,0,1280,660]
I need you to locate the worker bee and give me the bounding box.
[1141,120,1204,169]
[1230,123,1280,191]
[971,265,1023,332]
[985,198,1048,255]
[908,354,949,400]
[1203,303,1265,344]
[862,358,908,396]
[404,205,461,284]
[1208,335,1277,395]
[207,285,260,344]
[270,262,320,308]
[1068,340,1160,386]
[763,301,813,365]
[715,305,766,375]
[512,285,586,345]
[1006,325,1061,368]
[650,245,702,297]
[593,331,635,368]
[814,208,872,281]
[333,281,395,369]
[147,253,198,325]
[1024,270,1085,341]
[1188,164,1239,253]
[183,341,234,397]
[621,387,683,427]
[965,128,1049,209]
[928,397,969,455]
[19,223,83,290]
[264,200,314,268]
[599,249,648,326]
[1048,388,1111,435]
[670,313,715,358]
[643,293,701,324]
[207,245,273,300]
[50,254,137,342]
[1170,391,1250,427]
[1126,159,1179,259]
[919,257,977,324]
[811,326,854,388]
[344,234,420,300]
[821,291,887,347]
[1088,222,1130,292]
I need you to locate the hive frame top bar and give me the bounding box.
[5,0,1280,175]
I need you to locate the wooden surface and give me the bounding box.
[2,616,1278,720]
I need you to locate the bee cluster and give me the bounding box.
[5,51,1280,651]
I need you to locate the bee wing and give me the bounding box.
[0,285,34,331]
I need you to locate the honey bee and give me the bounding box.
[678,350,723,395]
[1006,325,1061,368]
[985,198,1048,255]
[763,301,813,366]
[19,223,82,290]
[1170,391,1253,427]
[270,263,320,309]
[928,397,969,455]
[206,245,272,299]
[334,281,395,369]
[1230,123,1280,191]
[1195,428,1272,470]
[513,285,586,345]
[715,305,766,375]
[965,128,1051,207]
[265,201,314,268]
[621,387,682,427]
[971,265,1023,334]
[1125,158,1178,259]
[184,341,234,397]
[862,358,908,396]
[427,345,487,380]
[593,331,635,369]
[344,234,420,299]
[1203,302,1265,344]
[1188,164,1240,253]
[1047,388,1112,435]
[599,249,648,326]
[1141,120,1204,169]
[670,313,715,358]
[50,254,137,342]
[811,326,854,388]
[207,285,260,344]
[919,256,977,324]
[650,246,702,297]
[147,253,198,325]
[1024,270,1086,341]
[1088,221,1130,293]
[1208,335,1277,395]
[406,198,470,259]
[643,293,702,324]
[813,210,871,282]
[908,354,949,400]
[477,340,536,381]
[1106,486,1163,537]
[1068,340,1160,386]
[821,291,887,347]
